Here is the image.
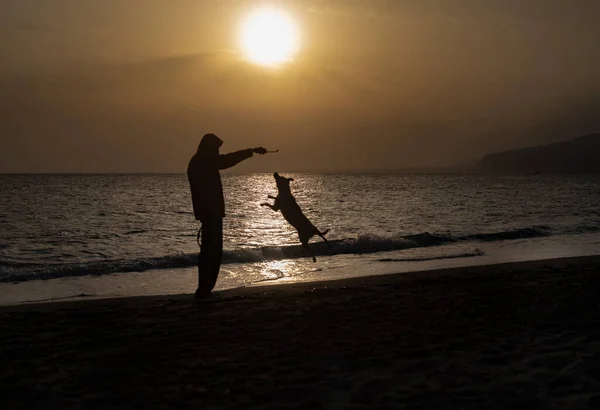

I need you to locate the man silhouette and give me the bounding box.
[188,133,267,300]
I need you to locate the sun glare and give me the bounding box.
[239,8,300,67]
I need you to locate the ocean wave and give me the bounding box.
[1,223,599,283]
[124,230,148,235]
[376,249,484,263]
[0,236,418,282]
[459,226,553,241]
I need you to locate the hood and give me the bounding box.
[197,133,223,156]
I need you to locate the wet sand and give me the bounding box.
[2,256,600,409]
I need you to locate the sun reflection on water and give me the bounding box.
[257,259,302,283]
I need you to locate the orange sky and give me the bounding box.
[1,0,599,172]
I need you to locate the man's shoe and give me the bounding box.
[194,291,221,303]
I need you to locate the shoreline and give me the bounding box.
[2,254,599,311]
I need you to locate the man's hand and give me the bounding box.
[252,147,267,155]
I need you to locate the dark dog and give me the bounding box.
[261,172,331,262]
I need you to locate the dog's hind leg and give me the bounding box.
[321,236,332,248]
[318,229,332,248]
[301,241,317,262]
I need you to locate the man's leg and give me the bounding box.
[205,217,223,292]
[196,217,223,297]
[196,223,209,296]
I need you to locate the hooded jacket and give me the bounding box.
[187,134,253,221]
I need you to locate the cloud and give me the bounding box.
[0,50,380,119]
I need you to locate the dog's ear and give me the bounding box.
[287,178,294,182]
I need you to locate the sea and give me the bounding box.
[1,173,600,304]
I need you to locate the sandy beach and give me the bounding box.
[2,256,600,409]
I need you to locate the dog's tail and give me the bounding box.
[320,229,330,236]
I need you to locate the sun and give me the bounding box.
[239,8,300,67]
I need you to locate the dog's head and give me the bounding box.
[273,172,294,193]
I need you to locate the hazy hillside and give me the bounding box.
[480,134,600,174]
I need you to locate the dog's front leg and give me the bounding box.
[260,203,279,211]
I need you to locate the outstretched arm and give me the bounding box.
[218,149,252,170]
[218,147,267,170]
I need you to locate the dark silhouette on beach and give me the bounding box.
[261,172,331,262]
[188,133,266,300]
